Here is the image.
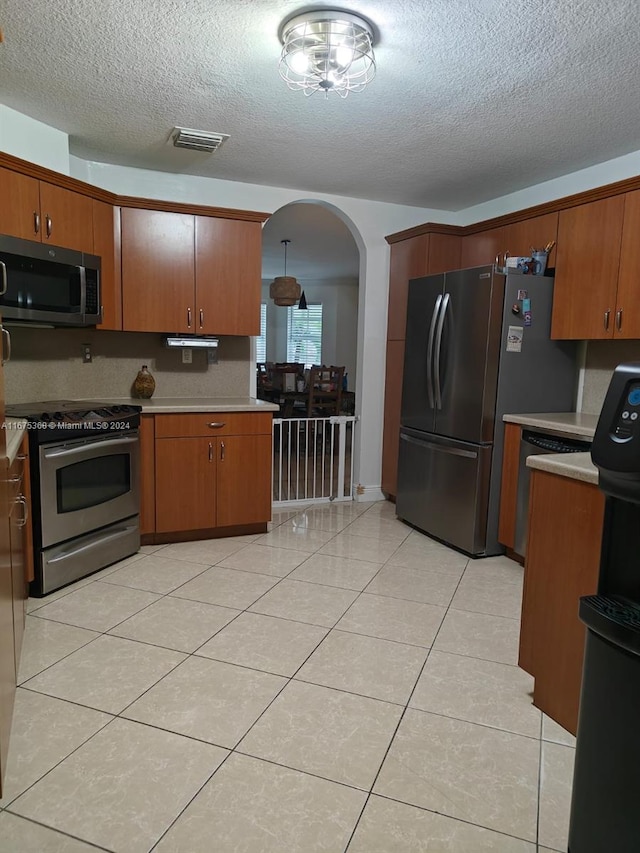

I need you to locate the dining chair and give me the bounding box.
[306,366,344,418]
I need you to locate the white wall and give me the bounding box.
[261,278,359,389]
[0,105,70,173]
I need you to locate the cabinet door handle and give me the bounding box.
[15,495,28,527]
[33,211,40,235]
[220,440,225,461]
[604,310,610,330]
[1,327,11,365]
[208,422,226,429]
[187,308,192,329]
[45,215,52,238]
[208,442,213,462]
[616,309,623,331]
[0,260,7,295]
[199,308,204,329]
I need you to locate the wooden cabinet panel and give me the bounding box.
[427,233,461,275]
[0,168,40,241]
[551,197,624,340]
[139,415,155,536]
[504,212,558,268]
[614,190,640,339]
[155,437,216,533]
[460,226,505,268]
[93,201,122,330]
[155,412,272,439]
[497,423,521,550]
[381,339,405,498]
[121,209,194,333]
[8,460,26,678]
[38,182,94,253]
[0,458,14,797]
[387,235,430,340]
[195,217,261,335]
[520,470,604,734]
[216,434,272,527]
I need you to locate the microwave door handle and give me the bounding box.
[79,265,87,317]
[426,294,442,410]
[43,435,139,460]
[0,260,7,295]
[434,292,450,409]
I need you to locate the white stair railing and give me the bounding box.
[272,415,356,506]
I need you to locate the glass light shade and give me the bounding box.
[279,11,376,98]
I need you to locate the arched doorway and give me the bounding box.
[258,200,365,499]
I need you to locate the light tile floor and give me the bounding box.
[0,500,575,852]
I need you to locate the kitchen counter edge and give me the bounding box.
[503,412,599,438]
[527,451,598,485]
[85,397,280,414]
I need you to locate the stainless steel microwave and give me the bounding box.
[0,235,101,326]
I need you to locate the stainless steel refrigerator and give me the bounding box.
[396,265,576,556]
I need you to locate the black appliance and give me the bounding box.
[4,401,142,596]
[568,362,640,852]
[0,235,101,326]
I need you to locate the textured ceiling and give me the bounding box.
[1,1,640,210]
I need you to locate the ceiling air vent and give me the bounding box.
[171,127,229,153]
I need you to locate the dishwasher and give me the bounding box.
[515,428,592,557]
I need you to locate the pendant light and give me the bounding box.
[298,290,308,310]
[269,239,302,306]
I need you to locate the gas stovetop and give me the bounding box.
[5,400,142,443]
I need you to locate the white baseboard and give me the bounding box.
[355,486,385,503]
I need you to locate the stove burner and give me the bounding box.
[4,400,142,444]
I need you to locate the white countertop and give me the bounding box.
[81,397,280,414]
[4,418,27,465]
[527,451,598,485]
[503,412,599,438]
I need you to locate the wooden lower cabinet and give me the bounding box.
[381,339,405,498]
[497,423,521,551]
[155,437,217,533]
[149,412,272,539]
[139,415,156,536]
[520,469,604,734]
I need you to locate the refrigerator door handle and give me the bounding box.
[400,432,478,459]
[426,293,442,409]
[434,292,450,409]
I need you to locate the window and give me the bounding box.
[256,303,267,362]
[287,304,322,367]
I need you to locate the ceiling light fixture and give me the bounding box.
[270,239,302,306]
[278,9,376,98]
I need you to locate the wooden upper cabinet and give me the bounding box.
[427,233,461,275]
[614,190,640,339]
[121,209,194,333]
[387,235,430,340]
[504,212,559,268]
[460,226,505,268]
[195,217,261,336]
[551,196,624,340]
[92,201,122,330]
[0,168,41,240]
[38,182,94,253]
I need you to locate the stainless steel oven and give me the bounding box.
[4,401,142,595]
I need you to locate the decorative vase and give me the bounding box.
[133,364,155,398]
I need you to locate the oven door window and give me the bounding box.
[57,453,131,513]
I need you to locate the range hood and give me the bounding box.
[165,336,219,349]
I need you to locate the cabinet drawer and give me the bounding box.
[154,412,272,438]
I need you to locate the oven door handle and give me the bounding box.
[46,522,139,564]
[43,435,139,460]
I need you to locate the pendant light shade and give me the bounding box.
[298,290,308,310]
[270,239,302,306]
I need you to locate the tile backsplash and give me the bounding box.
[3,326,251,404]
[581,340,640,414]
